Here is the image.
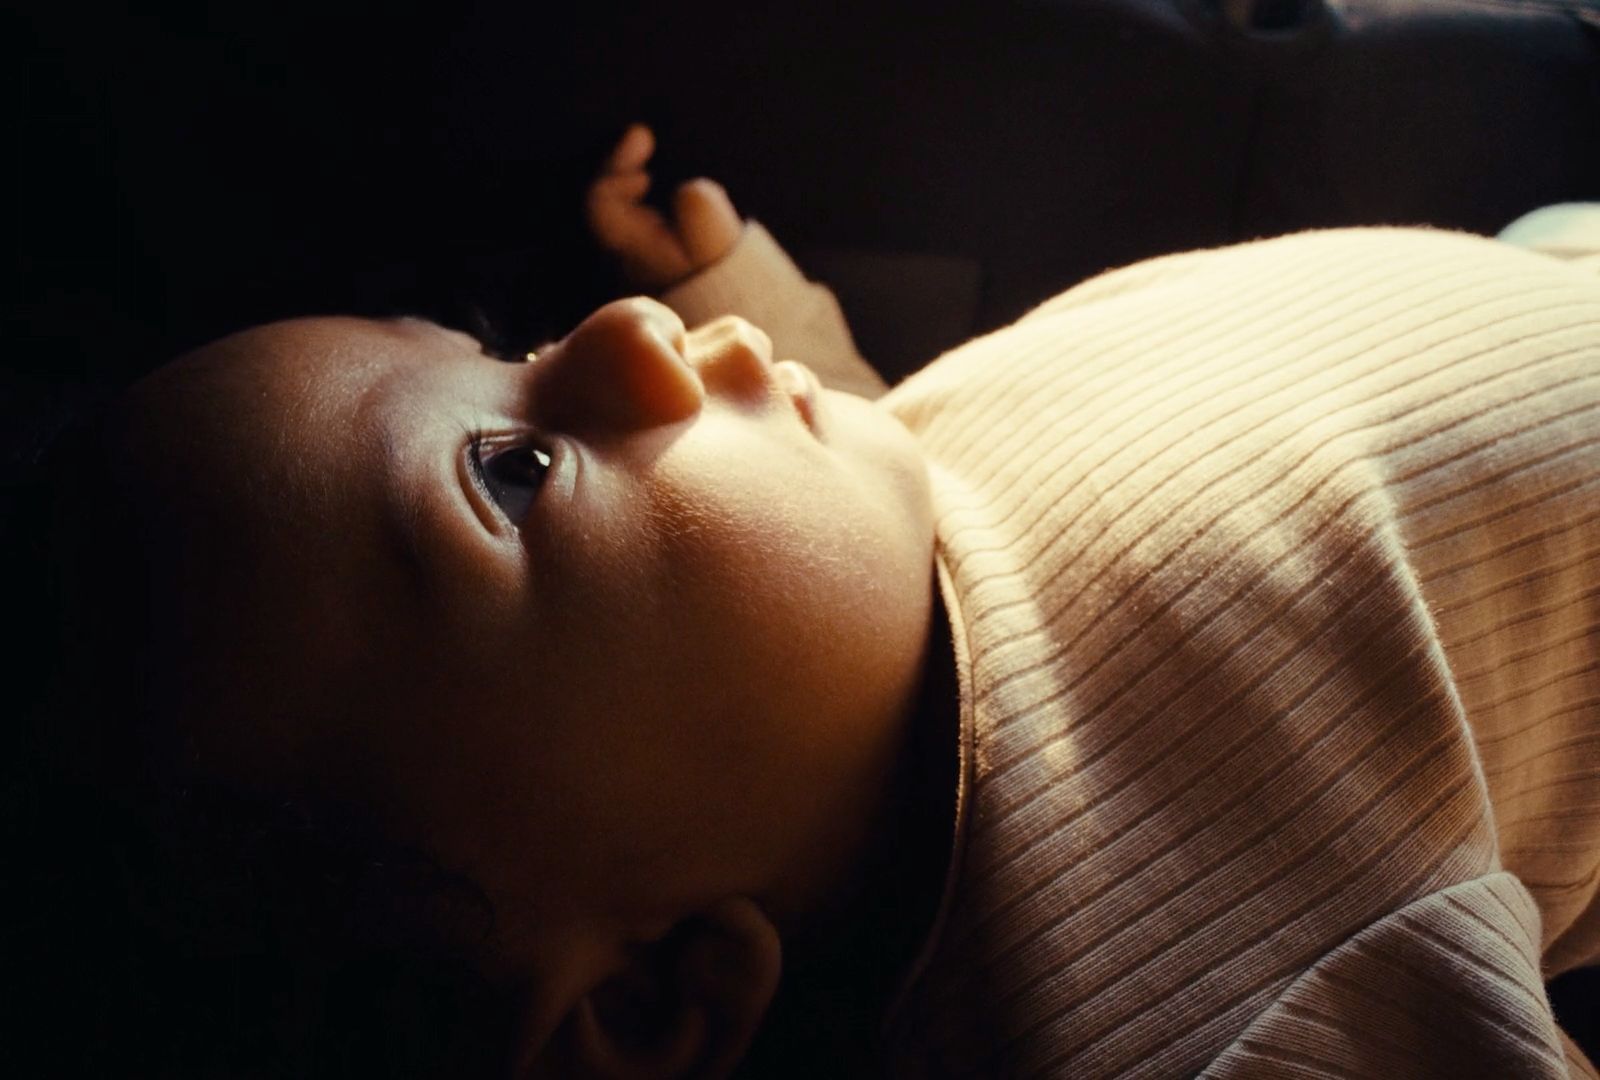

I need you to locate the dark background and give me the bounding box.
[7,0,1600,1069]
[10,0,1600,395]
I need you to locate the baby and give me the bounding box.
[43,126,1600,1078]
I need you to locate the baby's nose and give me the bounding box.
[534,298,703,433]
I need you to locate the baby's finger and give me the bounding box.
[585,172,654,247]
[604,122,655,175]
[587,169,652,211]
[594,199,693,287]
[675,178,743,267]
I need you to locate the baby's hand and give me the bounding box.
[585,123,743,290]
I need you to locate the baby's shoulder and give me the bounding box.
[1021,226,1587,324]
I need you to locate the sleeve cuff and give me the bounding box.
[660,223,889,400]
[660,222,809,331]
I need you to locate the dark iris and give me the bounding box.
[476,442,551,522]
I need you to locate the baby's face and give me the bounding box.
[133,299,935,962]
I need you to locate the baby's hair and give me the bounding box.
[4,369,521,1077]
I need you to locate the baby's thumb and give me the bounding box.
[675,179,743,267]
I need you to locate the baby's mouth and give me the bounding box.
[774,360,822,438]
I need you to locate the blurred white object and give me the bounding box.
[1498,203,1600,270]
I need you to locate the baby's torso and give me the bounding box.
[882,229,1600,1077]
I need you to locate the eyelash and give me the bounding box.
[466,429,553,523]
[463,338,559,522]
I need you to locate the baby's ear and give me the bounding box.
[525,897,781,1080]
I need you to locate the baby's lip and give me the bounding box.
[774,360,822,439]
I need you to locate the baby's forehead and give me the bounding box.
[164,315,459,399]
[129,315,473,460]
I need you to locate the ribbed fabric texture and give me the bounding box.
[665,225,1600,1077]
[879,229,1600,1078]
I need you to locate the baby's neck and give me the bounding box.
[750,581,961,1070]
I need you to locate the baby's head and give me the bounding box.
[88,298,935,1075]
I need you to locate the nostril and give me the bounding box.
[699,316,773,365]
[727,318,773,367]
[688,316,776,399]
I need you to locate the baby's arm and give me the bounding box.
[586,125,887,399]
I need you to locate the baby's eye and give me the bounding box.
[470,438,552,523]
